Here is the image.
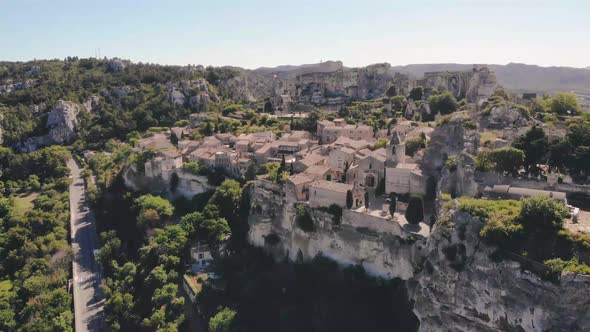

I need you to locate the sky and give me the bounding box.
[1,0,588,69]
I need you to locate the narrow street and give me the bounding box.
[68,159,106,331]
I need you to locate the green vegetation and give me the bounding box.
[543,92,581,115]
[457,196,590,276]
[409,86,424,101]
[405,195,424,224]
[294,203,314,232]
[0,147,73,330]
[96,178,247,331]
[428,91,458,115]
[209,307,237,332]
[475,147,525,175]
[258,162,287,184]
[405,135,426,156]
[480,132,497,147]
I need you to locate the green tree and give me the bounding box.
[512,126,548,175]
[428,92,458,115]
[409,86,424,101]
[134,195,174,227]
[519,196,568,232]
[545,93,581,115]
[170,172,179,192]
[346,190,353,209]
[389,195,397,218]
[209,307,237,332]
[476,147,525,176]
[244,164,257,181]
[405,196,424,225]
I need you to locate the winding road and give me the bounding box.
[68,159,106,331]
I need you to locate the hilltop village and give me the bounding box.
[2,58,590,331]
[111,63,590,330]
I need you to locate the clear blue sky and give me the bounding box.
[1,0,588,68]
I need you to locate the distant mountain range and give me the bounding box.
[254,62,590,95]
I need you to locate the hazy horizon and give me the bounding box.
[1,0,589,69]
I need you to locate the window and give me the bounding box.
[198,253,204,259]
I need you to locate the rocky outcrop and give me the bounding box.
[248,180,425,280]
[413,207,590,332]
[247,174,590,331]
[167,79,220,111]
[418,66,498,104]
[16,100,80,152]
[107,58,126,72]
[422,114,479,176]
[46,100,79,143]
[480,102,530,129]
[0,79,35,95]
[438,153,479,198]
[83,95,100,113]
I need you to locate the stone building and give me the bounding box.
[317,119,374,144]
[384,133,426,195]
[309,180,353,208]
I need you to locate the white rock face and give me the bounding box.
[481,103,530,129]
[248,179,590,331]
[249,207,420,280]
[107,58,126,72]
[413,208,590,332]
[167,79,220,111]
[16,100,80,152]
[83,95,100,113]
[422,114,480,177]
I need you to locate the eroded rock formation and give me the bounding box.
[16,100,80,152]
[413,207,590,332]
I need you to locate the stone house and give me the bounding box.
[328,146,356,175]
[317,119,374,144]
[349,148,386,191]
[286,173,318,201]
[293,153,325,173]
[144,150,183,180]
[384,134,426,195]
[304,165,334,181]
[309,180,354,208]
[190,243,213,273]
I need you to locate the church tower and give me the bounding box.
[386,132,406,166]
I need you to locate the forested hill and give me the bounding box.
[0,58,238,149]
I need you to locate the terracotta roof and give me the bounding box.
[310,180,352,193]
[288,173,317,185]
[304,165,331,176]
[298,154,325,167]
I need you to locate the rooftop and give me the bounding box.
[304,165,331,176]
[310,180,353,193]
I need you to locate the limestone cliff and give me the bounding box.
[218,62,498,106]
[413,206,590,332]
[422,113,479,177]
[418,66,498,104]
[247,175,590,331]
[248,180,424,280]
[16,100,80,152]
[167,79,220,112]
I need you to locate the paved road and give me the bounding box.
[68,159,106,331]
